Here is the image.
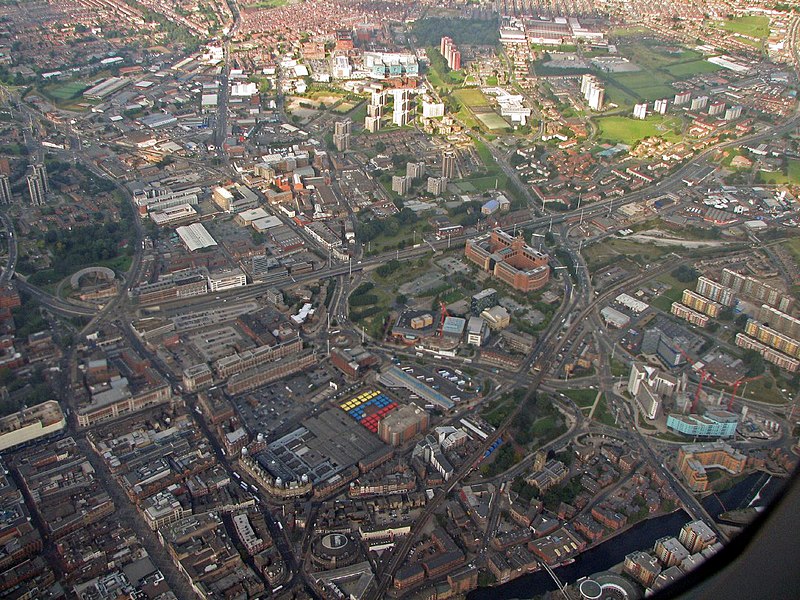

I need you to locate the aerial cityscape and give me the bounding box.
[0,0,798,598]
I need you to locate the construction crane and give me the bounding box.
[727,375,762,412]
[436,301,449,337]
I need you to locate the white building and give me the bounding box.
[467,316,489,346]
[207,268,247,292]
[422,101,445,118]
[633,103,648,120]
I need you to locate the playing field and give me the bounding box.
[664,60,722,78]
[453,87,489,108]
[605,71,675,102]
[476,112,510,130]
[757,159,800,185]
[723,16,770,39]
[333,101,356,113]
[596,115,682,145]
[45,81,88,101]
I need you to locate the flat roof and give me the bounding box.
[176,223,217,251]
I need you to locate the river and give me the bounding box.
[467,510,690,600]
[468,471,791,600]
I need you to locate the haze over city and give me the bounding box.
[0,0,797,599]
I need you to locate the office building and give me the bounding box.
[633,103,648,120]
[628,362,677,421]
[640,328,684,368]
[466,316,489,347]
[442,150,456,179]
[391,175,410,196]
[465,229,550,293]
[0,174,11,204]
[677,442,745,492]
[666,409,739,439]
[471,288,498,315]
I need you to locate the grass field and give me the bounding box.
[43,81,88,101]
[587,238,671,272]
[651,272,696,312]
[453,87,489,108]
[477,112,510,130]
[563,388,598,408]
[757,159,800,185]
[664,60,722,78]
[595,115,682,145]
[784,237,800,263]
[606,71,675,102]
[723,16,770,39]
[244,0,287,7]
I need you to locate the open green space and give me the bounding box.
[606,71,674,102]
[563,388,598,408]
[663,60,722,78]
[453,87,489,108]
[722,16,770,40]
[586,238,671,272]
[591,395,617,427]
[784,237,800,263]
[651,272,697,312]
[595,115,682,145]
[756,159,800,185]
[244,0,287,7]
[41,80,88,102]
[739,377,788,405]
[476,112,510,131]
[611,358,629,377]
